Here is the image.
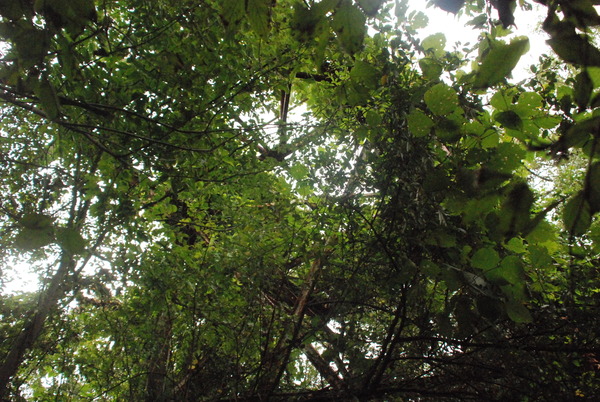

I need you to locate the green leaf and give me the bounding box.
[21,213,54,230]
[562,116,600,148]
[419,58,443,81]
[473,38,529,88]
[221,0,245,31]
[34,78,61,120]
[424,83,459,116]
[331,2,366,55]
[356,0,384,17]
[420,260,441,277]
[487,142,526,173]
[422,33,446,57]
[488,255,525,285]
[289,163,309,180]
[407,109,434,137]
[12,25,49,68]
[247,0,272,36]
[350,60,379,89]
[548,34,600,66]
[505,300,533,323]
[586,162,600,212]
[14,227,54,251]
[423,169,450,192]
[476,295,503,321]
[517,92,543,110]
[505,237,526,254]
[574,70,594,108]
[495,110,523,131]
[471,247,500,270]
[563,192,592,236]
[529,245,552,269]
[490,89,516,111]
[56,227,86,255]
[498,182,534,238]
[433,0,465,14]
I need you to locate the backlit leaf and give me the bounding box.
[495,110,523,131]
[424,83,459,116]
[473,38,529,88]
[432,0,465,14]
[548,34,600,66]
[350,60,379,89]
[505,300,533,323]
[247,0,272,36]
[56,227,86,255]
[407,110,434,137]
[574,70,593,108]
[332,2,366,55]
[356,0,384,16]
[471,247,500,270]
[422,33,446,57]
[563,192,592,236]
[14,228,54,251]
[34,78,61,120]
[419,58,443,81]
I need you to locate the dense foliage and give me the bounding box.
[1,0,599,400]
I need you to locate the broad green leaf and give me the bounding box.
[422,33,446,57]
[34,78,61,120]
[563,116,600,148]
[574,70,593,108]
[410,11,429,29]
[529,245,552,269]
[563,192,592,236]
[425,229,457,248]
[407,109,434,137]
[517,92,543,110]
[350,60,379,89]
[423,169,450,192]
[419,58,443,81]
[487,142,526,174]
[435,115,462,142]
[332,2,366,55]
[56,227,86,255]
[476,295,502,321]
[420,260,441,277]
[548,34,600,66]
[247,0,272,36]
[505,237,526,254]
[21,213,54,230]
[424,83,459,116]
[586,162,600,212]
[12,26,49,68]
[356,0,384,16]
[289,163,309,180]
[490,89,515,111]
[488,255,525,285]
[473,38,529,88]
[14,227,54,251]
[498,182,534,237]
[220,0,245,31]
[365,110,382,126]
[433,0,465,14]
[495,110,523,131]
[471,247,500,270]
[505,300,533,323]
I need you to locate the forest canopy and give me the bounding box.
[1,0,600,400]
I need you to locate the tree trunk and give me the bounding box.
[0,255,74,398]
